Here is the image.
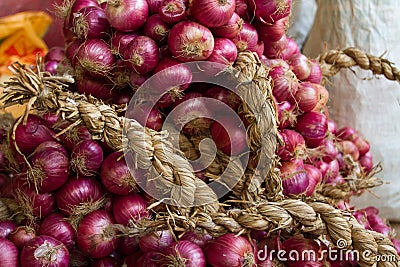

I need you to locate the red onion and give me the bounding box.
[181,230,213,249]
[76,39,116,79]
[338,140,360,161]
[282,235,322,267]
[64,0,100,32]
[56,176,105,216]
[106,0,148,32]
[144,14,170,43]
[254,40,264,58]
[168,21,214,62]
[33,140,68,157]
[280,37,300,60]
[0,220,17,238]
[0,238,19,267]
[76,75,113,100]
[72,6,109,40]
[126,103,164,131]
[91,257,119,267]
[312,84,329,111]
[61,125,92,152]
[280,158,309,196]
[9,226,36,249]
[250,0,291,23]
[71,140,104,176]
[41,112,60,128]
[38,213,75,250]
[15,186,56,220]
[66,40,82,65]
[119,236,140,255]
[352,134,370,157]
[269,66,298,102]
[129,72,149,91]
[171,92,214,135]
[292,82,319,112]
[12,114,55,156]
[190,0,235,27]
[76,210,118,259]
[276,100,297,128]
[159,241,205,267]
[20,235,69,267]
[151,57,192,95]
[204,85,242,111]
[112,88,134,105]
[136,251,162,267]
[211,12,243,39]
[110,32,138,56]
[159,0,187,24]
[277,129,306,161]
[45,46,65,62]
[100,152,140,195]
[231,21,258,52]
[336,126,357,141]
[295,112,328,148]
[147,0,163,14]
[304,164,322,196]
[305,60,322,84]
[327,119,337,135]
[235,0,250,19]
[139,230,174,253]
[359,151,373,174]
[45,61,59,75]
[28,147,69,193]
[255,17,288,43]
[123,36,160,74]
[112,194,150,225]
[262,31,288,58]
[316,159,339,183]
[288,53,312,81]
[205,233,256,267]
[206,38,238,74]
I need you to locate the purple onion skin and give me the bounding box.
[0,221,17,238]
[71,140,104,176]
[72,6,110,40]
[38,213,75,250]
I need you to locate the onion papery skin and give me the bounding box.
[295,112,328,148]
[269,66,298,102]
[139,230,174,253]
[249,0,292,23]
[168,21,214,62]
[71,140,104,176]
[292,82,319,112]
[190,0,235,28]
[205,233,256,267]
[9,226,36,249]
[76,210,118,259]
[75,39,116,79]
[14,185,56,220]
[101,152,140,195]
[144,14,171,43]
[262,34,287,59]
[304,164,322,197]
[76,75,113,101]
[56,176,105,216]
[112,194,150,225]
[12,114,55,156]
[20,235,69,267]
[110,32,138,56]
[72,6,110,40]
[277,129,306,161]
[231,21,258,52]
[161,240,206,267]
[159,0,187,24]
[33,141,68,157]
[38,213,75,250]
[211,12,243,39]
[106,0,149,32]
[123,36,160,74]
[288,53,312,81]
[206,38,238,75]
[180,230,213,249]
[28,147,69,193]
[0,221,17,238]
[45,46,65,62]
[0,237,19,267]
[255,16,288,43]
[280,158,309,196]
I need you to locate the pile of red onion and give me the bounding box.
[0,0,398,265]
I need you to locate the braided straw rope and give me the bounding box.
[319,47,400,82]
[1,54,398,266]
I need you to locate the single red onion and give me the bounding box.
[0,237,18,267]
[288,53,312,81]
[359,151,373,174]
[147,0,163,14]
[262,34,287,58]
[204,85,242,111]
[181,230,213,249]
[277,129,306,161]
[292,82,319,112]
[249,0,292,23]
[45,61,59,75]
[269,65,298,102]
[129,72,149,92]
[295,112,328,148]
[234,0,250,20]
[112,88,134,105]
[32,141,68,157]
[211,12,243,39]
[280,158,309,196]
[206,38,238,74]
[159,0,187,24]
[76,75,113,100]
[110,31,138,56]
[106,0,149,32]
[338,140,360,161]
[316,158,339,183]
[255,17,289,43]
[231,21,258,52]
[38,213,75,250]
[0,220,17,238]
[168,21,214,62]
[71,140,104,176]
[190,0,235,27]
[123,36,160,74]
[327,119,337,135]
[126,103,164,131]
[139,230,174,253]
[45,46,65,62]
[280,37,300,60]
[352,134,370,157]
[160,241,206,267]
[72,6,109,40]
[304,164,322,196]
[76,210,118,259]
[28,147,69,193]
[305,60,322,84]
[144,14,170,43]
[276,100,297,129]
[112,194,150,225]
[336,126,357,141]
[9,226,36,249]
[100,152,140,195]
[205,233,256,267]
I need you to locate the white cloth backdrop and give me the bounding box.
[302,0,400,220]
